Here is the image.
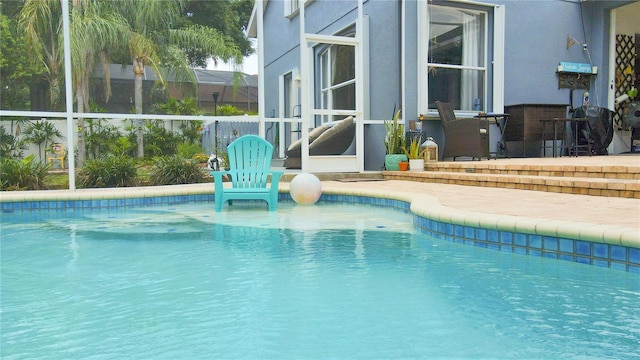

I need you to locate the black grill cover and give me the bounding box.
[571,106,614,155]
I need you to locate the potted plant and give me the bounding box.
[384,109,407,170]
[403,135,425,171]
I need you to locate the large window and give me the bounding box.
[427,4,487,112]
[318,41,356,123]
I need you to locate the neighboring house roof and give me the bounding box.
[93,64,257,88]
[90,64,258,112]
[93,64,162,81]
[193,69,258,88]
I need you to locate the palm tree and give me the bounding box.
[22,119,63,161]
[112,0,243,158]
[19,0,63,110]
[20,0,244,161]
[68,0,129,166]
[20,0,129,166]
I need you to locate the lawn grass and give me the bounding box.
[47,173,69,189]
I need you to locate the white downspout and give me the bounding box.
[257,1,266,138]
[607,9,616,111]
[300,2,310,172]
[356,0,364,172]
[417,1,428,114]
[401,0,406,128]
[493,5,506,113]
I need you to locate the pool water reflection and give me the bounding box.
[1,203,638,359]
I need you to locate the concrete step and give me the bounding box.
[383,170,640,199]
[422,161,640,181]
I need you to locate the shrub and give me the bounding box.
[192,152,209,163]
[148,155,209,186]
[216,104,246,116]
[85,120,124,159]
[143,121,181,158]
[0,125,27,159]
[177,142,204,159]
[77,154,138,188]
[0,155,50,190]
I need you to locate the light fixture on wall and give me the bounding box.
[566,35,587,51]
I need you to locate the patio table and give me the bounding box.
[475,113,510,159]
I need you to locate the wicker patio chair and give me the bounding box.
[436,101,490,161]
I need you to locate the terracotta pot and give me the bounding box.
[398,161,409,171]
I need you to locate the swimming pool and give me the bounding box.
[1,202,639,359]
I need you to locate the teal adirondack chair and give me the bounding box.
[212,135,283,211]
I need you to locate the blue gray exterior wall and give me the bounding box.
[262,0,404,170]
[503,0,586,106]
[260,0,636,170]
[262,0,403,119]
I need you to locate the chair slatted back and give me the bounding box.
[227,135,273,188]
[436,101,457,122]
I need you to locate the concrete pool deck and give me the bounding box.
[312,180,639,247]
[2,178,638,249]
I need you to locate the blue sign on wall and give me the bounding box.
[558,62,595,74]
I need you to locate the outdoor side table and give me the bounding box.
[539,118,591,157]
[475,113,510,159]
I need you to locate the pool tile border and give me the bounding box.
[304,193,639,273]
[1,187,637,273]
[1,194,215,211]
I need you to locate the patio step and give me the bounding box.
[383,169,640,199]
[421,161,640,181]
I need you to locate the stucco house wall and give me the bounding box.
[257,0,637,170]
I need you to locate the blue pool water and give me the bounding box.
[1,203,639,359]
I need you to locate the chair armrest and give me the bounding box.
[211,170,231,181]
[444,118,489,135]
[448,117,489,127]
[269,170,284,190]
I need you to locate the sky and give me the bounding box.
[206,37,260,75]
[207,53,259,75]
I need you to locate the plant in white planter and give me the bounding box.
[403,136,426,171]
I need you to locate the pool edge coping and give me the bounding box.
[310,182,639,250]
[1,182,639,251]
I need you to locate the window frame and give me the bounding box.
[285,0,314,19]
[315,29,357,125]
[418,1,504,117]
[284,0,300,18]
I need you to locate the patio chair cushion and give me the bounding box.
[309,116,354,155]
[285,125,330,157]
[284,116,355,168]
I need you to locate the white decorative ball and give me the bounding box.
[290,173,322,205]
